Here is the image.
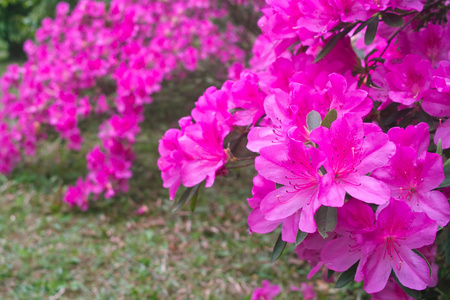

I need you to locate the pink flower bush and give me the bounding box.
[158,0,450,297]
[0,0,246,208]
[2,0,450,297]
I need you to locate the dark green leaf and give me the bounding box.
[391,271,422,299]
[364,49,378,63]
[271,233,287,263]
[314,26,354,63]
[353,21,369,36]
[357,76,365,88]
[306,110,322,131]
[190,183,203,212]
[321,109,337,129]
[315,206,337,238]
[172,183,201,213]
[364,17,379,46]
[381,12,405,27]
[327,269,335,280]
[335,262,358,288]
[295,231,308,246]
[369,57,385,63]
[412,249,432,278]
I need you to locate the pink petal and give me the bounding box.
[341,173,391,205]
[393,249,431,291]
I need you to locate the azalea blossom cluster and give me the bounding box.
[159,0,450,297]
[0,0,248,209]
[250,280,316,299]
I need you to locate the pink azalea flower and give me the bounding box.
[370,277,414,300]
[321,198,376,273]
[191,86,232,127]
[178,117,230,188]
[358,200,438,293]
[385,54,432,106]
[289,282,316,299]
[309,114,395,207]
[398,24,450,67]
[157,117,192,200]
[386,123,430,156]
[135,205,149,215]
[64,178,89,211]
[247,174,303,242]
[256,127,326,233]
[297,232,337,279]
[230,71,266,126]
[323,199,437,294]
[372,123,450,226]
[300,282,316,300]
[251,280,281,300]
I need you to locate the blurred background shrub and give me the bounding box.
[0,0,79,59]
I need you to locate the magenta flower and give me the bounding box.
[385,54,432,106]
[309,114,395,207]
[296,232,337,279]
[178,117,229,188]
[372,137,450,226]
[398,24,450,67]
[247,175,282,235]
[230,71,266,126]
[247,175,305,243]
[300,282,316,300]
[157,117,192,200]
[191,86,232,127]
[370,277,414,300]
[386,123,430,157]
[358,200,438,293]
[323,200,437,294]
[64,178,89,211]
[256,127,326,233]
[321,198,376,273]
[251,280,281,300]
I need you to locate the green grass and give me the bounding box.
[0,61,369,299]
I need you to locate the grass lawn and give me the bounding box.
[0,60,367,299]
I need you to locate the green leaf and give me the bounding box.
[353,21,369,36]
[381,12,405,27]
[295,231,308,246]
[357,76,365,88]
[391,271,422,299]
[314,26,354,63]
[363,48,378,63]
[306,110,322,131]
[335,262,358,288]
[369,57,385,63]
[315,206,337,238]
[172,183,201,213]
[412,249,432,278]
[271,233,287,263]
[436,139,443,156]
[321,109,337,129]
[364,17,379,46]
[190,183,202,212]
[327,269,335,280]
